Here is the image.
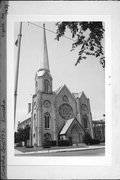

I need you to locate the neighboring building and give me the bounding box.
[17,103,31,130]
[17,113,31,130]
[18,24,94,147]
[92,119,105,142]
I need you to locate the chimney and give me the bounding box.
[28,103,31,113]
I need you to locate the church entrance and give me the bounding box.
[71,124,82,145]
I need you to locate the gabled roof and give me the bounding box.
[72,92,83,98]
[55,85,64,94]
[55,84,76,102]
[19,112,31,124]
[73,91,88,100]
[60,118,74,135]
[60,118,86,135]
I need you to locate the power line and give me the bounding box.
[28,21,76,42]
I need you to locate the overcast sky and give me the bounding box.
[14,21,105,129]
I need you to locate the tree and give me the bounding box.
[16,128,25,143]
[14,131,19,144]
[84,132,92,145]
[24,125,30,146]
[56,22,105,68]
[14,125,30,146]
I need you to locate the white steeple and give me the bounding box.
[39,23,50,72]
[35,23,52,94]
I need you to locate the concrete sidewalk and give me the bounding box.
[15,145,105,155]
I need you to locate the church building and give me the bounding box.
[23,24,94,147]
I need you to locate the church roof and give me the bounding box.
[55,85,64,94]
[60,118,74,135]
[55,85,76,102]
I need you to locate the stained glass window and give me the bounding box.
[59,103,73,120]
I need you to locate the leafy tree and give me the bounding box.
[24,125,30,146]
[14,125,30,146]
[17,128,25,142]
[84,132,92,145]
[56,22,105,68]
[14,131,19,143]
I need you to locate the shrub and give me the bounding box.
[51,140,56,146]
[90,139,100,145]
[43,140,51,148]
[27,146,33,148]
[100,139,105,143]
[84,133,101,145]
[58,140,70,146]
[84,133,92,145]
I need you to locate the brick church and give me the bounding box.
[18,24,94,147]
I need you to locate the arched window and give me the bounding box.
[44,79,49,93]
[63,95,69,102]
[83,115,88,129]
[44,112,50,129]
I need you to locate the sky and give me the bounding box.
[14,21,105,129]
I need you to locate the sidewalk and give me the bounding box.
[15,144,105,155]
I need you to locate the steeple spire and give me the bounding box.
[39,23,50,72]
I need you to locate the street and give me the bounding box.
[16,148,105,156]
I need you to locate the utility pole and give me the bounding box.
[14,22,22,129]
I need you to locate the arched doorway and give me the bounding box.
[71,124,82,145]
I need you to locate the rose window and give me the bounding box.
[59,103,74,120]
